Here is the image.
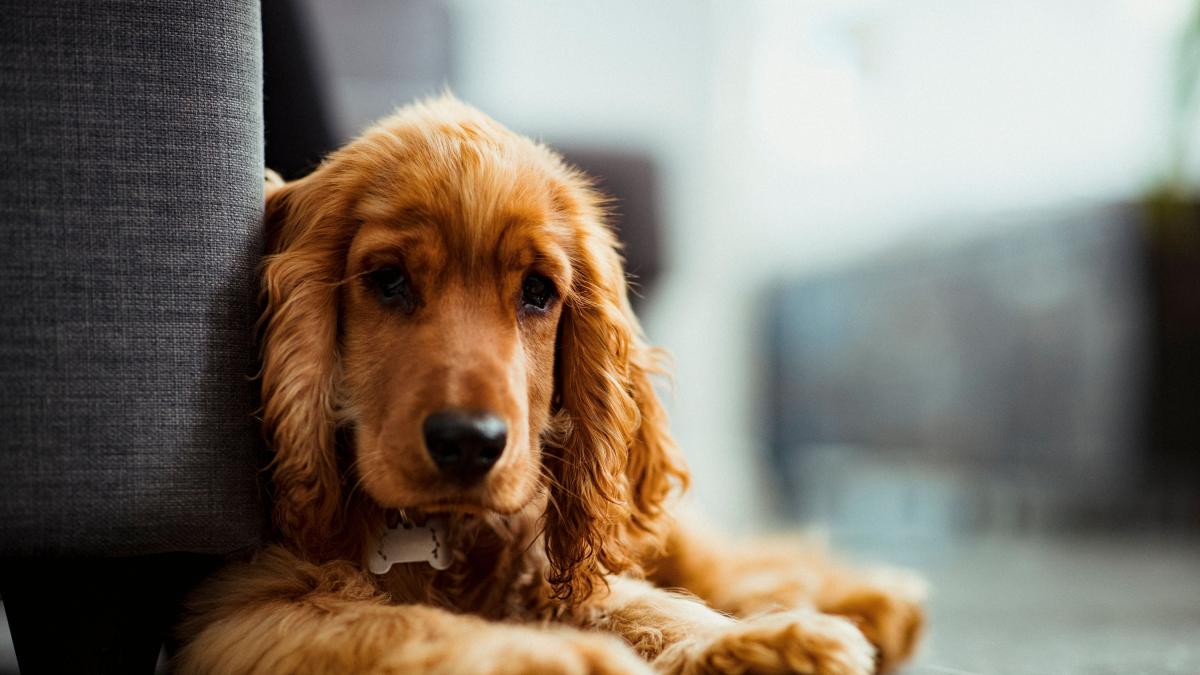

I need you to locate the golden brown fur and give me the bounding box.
[176,97,925,674]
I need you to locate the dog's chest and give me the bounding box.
[376,516,554,620]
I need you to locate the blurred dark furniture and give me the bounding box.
[263,0,339,180]
[0,1,265,672]
[557,149,665,300]
[764,208,1200,535]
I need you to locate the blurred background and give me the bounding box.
[257,1,1200,671]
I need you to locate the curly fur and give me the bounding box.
[176,97,925,675]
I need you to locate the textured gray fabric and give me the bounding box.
[0,0,266,556]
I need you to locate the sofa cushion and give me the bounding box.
[0,0,266,556]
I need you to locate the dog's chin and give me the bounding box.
[369,482,539,520]
[409,500,504,517]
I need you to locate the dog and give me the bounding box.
[175,97,925,674]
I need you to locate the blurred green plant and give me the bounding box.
[1146,0,1200,245]
[1168,0,1200,193]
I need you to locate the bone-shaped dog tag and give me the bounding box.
[368,516,452,574]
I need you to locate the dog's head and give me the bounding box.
[260,97,687,600]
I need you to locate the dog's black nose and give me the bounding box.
[422,410,507,483]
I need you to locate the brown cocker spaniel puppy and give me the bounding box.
[176,97,925,675]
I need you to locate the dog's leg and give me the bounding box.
[174,547,650,675]
[648,517,926,673]
[574,576,875,675]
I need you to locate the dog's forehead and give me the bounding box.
[353,180,562,266]
[357,134,548,218]
[346,129,581,263]
[354,180,551,236]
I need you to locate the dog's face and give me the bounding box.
[260,98,687,600]
[339,160,573,515]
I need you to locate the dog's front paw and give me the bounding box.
[488,629,653,675]
[820,568,926,673]
[660,611,875,675]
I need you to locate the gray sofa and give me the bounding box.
[0,0,265,671]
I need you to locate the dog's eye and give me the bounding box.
[520,273,556,311]
[368,267,417,313]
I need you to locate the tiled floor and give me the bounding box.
[863,535,1200,675]
[2,534,1197,674]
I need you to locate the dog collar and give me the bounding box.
[368,515,452,574]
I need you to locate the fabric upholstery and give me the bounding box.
[0,0,266,556]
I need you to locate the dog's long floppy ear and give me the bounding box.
[545,182,690,602]
[259,171,352,557]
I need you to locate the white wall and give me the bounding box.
[448,0,1194,530]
